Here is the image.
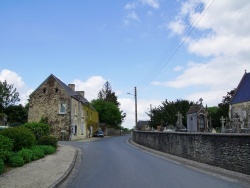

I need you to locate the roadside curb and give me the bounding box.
[50,146,78,188]
[127,138,250,187]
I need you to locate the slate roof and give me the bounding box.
[136,120,149,129]
[31,74,91,106]
[230,72,250,105]
[187,104,202,114]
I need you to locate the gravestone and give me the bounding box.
[220,116,226,133]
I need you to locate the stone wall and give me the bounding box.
[133,131,250,175]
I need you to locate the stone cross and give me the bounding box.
[220,116,226,127]
[199,98,203,105]
[176,111,183,127]
[220,116,226,133]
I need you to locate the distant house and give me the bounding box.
[28,74,99,141]
[230,71,250,127]
[186,100,208,132]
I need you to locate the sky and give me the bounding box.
[0,0,250,129]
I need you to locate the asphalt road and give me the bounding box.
[60,135,246,188]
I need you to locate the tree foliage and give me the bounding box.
[147,99,194,128]
[98,81,120,106]
[0,80,20,113]
[91,99,122,128]
[207,88,236,128]
[97,81,126,122]
[4,104,28,125]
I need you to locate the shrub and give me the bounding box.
[23,122,50,140]
[0,159,4,174]
[38,136,58,148]
[17,148,33,163]
[31,146,45,160]
[9,154,24,167]
[0,127,35,151]
[39,145,56,155]
[4,151,15,163]
[0,135,13,160]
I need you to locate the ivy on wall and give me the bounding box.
[83,104,99,132]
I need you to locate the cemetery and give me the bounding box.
[133,71,250,175]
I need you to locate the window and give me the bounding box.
[55,88,59,93]
[43,88,46,93]
[81,123,84,135]
[59,103,67,114]
[74,105,77,116]
[75,125,77,134]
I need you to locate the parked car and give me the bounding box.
[93,130,104,137]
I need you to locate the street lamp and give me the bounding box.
[127,87,137,129]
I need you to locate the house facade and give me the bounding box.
[229,71,250,129]
[28,74,99,141]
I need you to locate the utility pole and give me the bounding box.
[127,86,138,129]
[135,87,137,128]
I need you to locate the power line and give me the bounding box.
[138,0,215,92]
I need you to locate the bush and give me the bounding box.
[17,148,33,163]
[39,145,56,155]
[38,136,58,148]
[9,154,24,167]
[23,122,50,140]
[31,146,45,160]
[4,151,15,163]
[0,135,13,160]
[0,158,4,174]
[0,127,35,151]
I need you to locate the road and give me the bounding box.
[60,135,246,188]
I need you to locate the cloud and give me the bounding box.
[123,0,160,25]
[140,0,159,9]
[125,2,138,10]
[168,18,185,35]
[126,11,140,22]
[119,97,162,129]
[0,69,32,105]
[72,76,106,101]
[173,66,184,72]
[157,0,250,106]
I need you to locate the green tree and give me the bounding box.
[218,88,236,119]
[148,99,193,129]
[97,81,126,121]
[207,106,220,128]
[98,81,120,106]
[91,99,122,128]
[207,88,236,128]
[4,104,28,125]
[0,80,20,113]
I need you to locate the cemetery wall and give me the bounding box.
[133,131,250,175]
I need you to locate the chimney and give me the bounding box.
[68,84,75,91]
[76,91,85,98]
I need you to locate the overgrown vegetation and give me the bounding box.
[0,121,57,174]
[38,136,58,148]
[23,122,50,140]
[0,126,35,151]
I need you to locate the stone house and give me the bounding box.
[229,71,250,128]
[28,74,99,141]
[186,100,208,132]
